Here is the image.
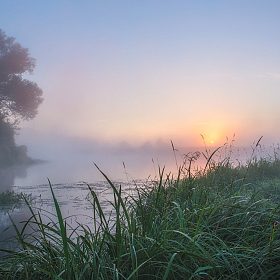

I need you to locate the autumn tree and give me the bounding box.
[0,29,43,166]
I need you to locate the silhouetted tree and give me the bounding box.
[0,29,43,166]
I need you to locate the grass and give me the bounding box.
[0,190,25,209]
[0,145,280,279]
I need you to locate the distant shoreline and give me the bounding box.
[0,157,48,169]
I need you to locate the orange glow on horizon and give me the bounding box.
[192,120,233,147]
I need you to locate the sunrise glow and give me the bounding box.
[0,0,278,156]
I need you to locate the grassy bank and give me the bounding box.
[0,148,280,279]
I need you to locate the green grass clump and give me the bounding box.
[0,190,24,208]
[0,152,280,279]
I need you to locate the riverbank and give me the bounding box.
[0,149,280,279]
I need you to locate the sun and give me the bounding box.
[194,120,228,147]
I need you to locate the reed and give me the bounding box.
[0,147,280,279]
[0,190,27,208]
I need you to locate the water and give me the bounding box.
[10,179,144,228]
[0,145,257,242]
[0,149,182,242]
[0,165,151,248]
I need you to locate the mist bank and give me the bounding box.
[9,127,278,188]
[15,127,274,162]
[15,127,191,162]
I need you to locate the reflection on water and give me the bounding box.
[0,179,147,250]
[0,150,182,244]
[0,206,33,255]
[0,165,29,193]
[12,180,145,219]
[12,152,180,187]
[0,145,258,244]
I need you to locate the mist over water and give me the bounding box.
[1,130,277,246]
[1,125,276,194]
[3,133,262,191]
[0,2,279,268]
[12,151,176,187]
[2,133,202,190]
[10,128,181,187]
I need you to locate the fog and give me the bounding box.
[12,127,190,187]
[1,1,279,191]
[5,126,272,191]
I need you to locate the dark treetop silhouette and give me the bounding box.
[0,29,43,167]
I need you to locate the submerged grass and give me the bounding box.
[0,145,280,279]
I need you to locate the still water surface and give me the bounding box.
[0,149,188,240]
[0,145,255,241]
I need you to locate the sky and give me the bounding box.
[1,0,280,157]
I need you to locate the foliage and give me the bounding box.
[0,154,280,279]
[0,116,34,166]
[0,29,43,121]
[0,29,43,167]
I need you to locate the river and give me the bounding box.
[0,145,259,245]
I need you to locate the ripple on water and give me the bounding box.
[1,179,149,238]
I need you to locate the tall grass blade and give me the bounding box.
[48,179,71,279]
[162,252,177,280]
[203,146,222,174]
[94,164,132,232]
